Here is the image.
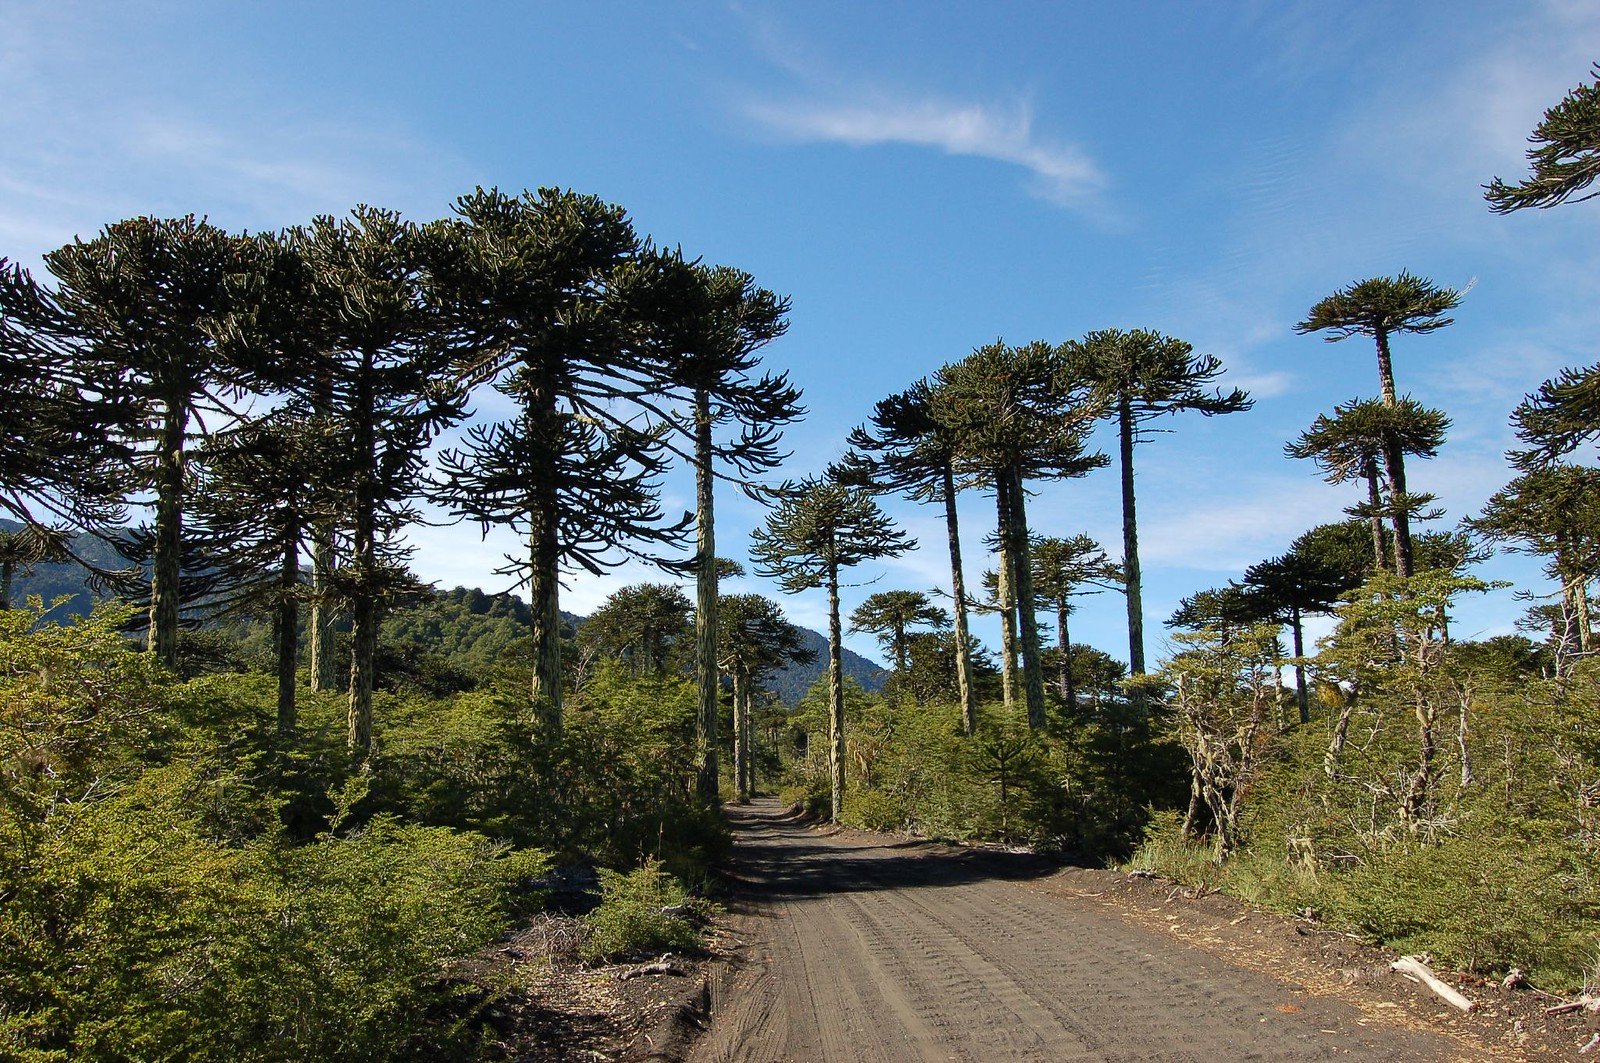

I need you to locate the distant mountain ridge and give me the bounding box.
[2,521,886,703]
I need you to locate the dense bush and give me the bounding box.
[580,858,708,962]
[0,604,729,1059]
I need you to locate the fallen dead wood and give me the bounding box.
[1544,995,1598,1016]
[619,960,686,981]
[1390,955,1476,1013]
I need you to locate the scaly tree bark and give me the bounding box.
[751,475,911,823]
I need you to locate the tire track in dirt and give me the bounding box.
[691,799,1485,1062]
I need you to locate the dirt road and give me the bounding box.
[688,800,1497,1063]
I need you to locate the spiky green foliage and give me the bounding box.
[579,583,694,676]
[849,590,950,675]
[751,475,912,821]
[1486,63,1600,212]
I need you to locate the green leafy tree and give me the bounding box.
[1239,541,1356,724]
[1288,398,1449,573]
[849,590,950,676]
[1029,535,1122,707]
[751,475,912,822]
[1467,466,1600,661]
[1295,274,1461,577]
[637,254,799,801]
[578,583,694,676]
[846,380,981,731]
[1486,63,1600,212]
[1064,328,1252,697]
[933,340,1106,728]
[28,217,262,666]
[0,260,130,540]
[293,208,465,756]
[425,188,686,733]
[719,593,814,801]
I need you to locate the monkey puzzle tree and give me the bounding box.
[1487,63,1600,213]
[719,592,814,802]
[846,379,981,732]
[1287,398,1449,574]
[25,217,261,666]
[932,340,1106,729]
[1030,534,1122,707]
[1239,543,1354,724]
[1466,466,1600,658]
[292,207,465,757]
[636,253,799,801]
[579,583,694,676]
[1064,328,1251,697]
[424,188,688,734]
[190,412,335,735]
[0,525,73,611]
[751,475,911,823]
[1295,274,1461,578]
[849,589,950,677]
[0,260,130,541]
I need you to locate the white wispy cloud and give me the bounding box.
[745,93,1106,209]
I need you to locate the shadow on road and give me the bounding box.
[719,799,1063,903]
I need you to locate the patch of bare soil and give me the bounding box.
[685,799,1596,1063]
[443,913,723,1062]
[1030,865,1600,1062]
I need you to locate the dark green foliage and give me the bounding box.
[1486,63,1600,212]
[580,859,707,962]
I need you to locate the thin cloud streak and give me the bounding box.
[744,94,1106,208]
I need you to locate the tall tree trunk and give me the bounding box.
[348,368,377,759]
[149,398,185,668]
[994,481,1019,711]
[694,391,720,800]
[1004,469,1047,729]
[276,534,299,737]
[1363,460,1389,574]
[1056,597,1071,702]
[943,464,978,735]
[1291,603,1309,725]
[1374,328,1414,578]
[526,390,564,734]
[732,666,749,803]
[308,530,339,692]
[1118,399,1147,707]
[827,563,845,824]
[1,559,12,611]
[528,506,563,734]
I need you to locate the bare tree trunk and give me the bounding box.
[308,530,339,692]
[1,559,12,611]
[348,370,377,759]
[529,507,563,734]
[828,564,845,824]
[1291,603,1309,725]
[1374,328,1414,578]
[994,481,1019,712]
[149,398,185,668]
[1118,399,1146,710]
[943,465,978,735]
[733,667,749,803]
[1363,461,1389,573]
[275,535,299,737]
[1056,598,1072,703]
[1004,470,1047,729]
[694,391,720,801]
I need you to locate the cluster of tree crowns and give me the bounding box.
[0,188,803,786]
[3,65,1598,818]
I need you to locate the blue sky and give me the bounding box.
[4,1,1598,665]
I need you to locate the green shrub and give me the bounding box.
[580,859,705,963]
